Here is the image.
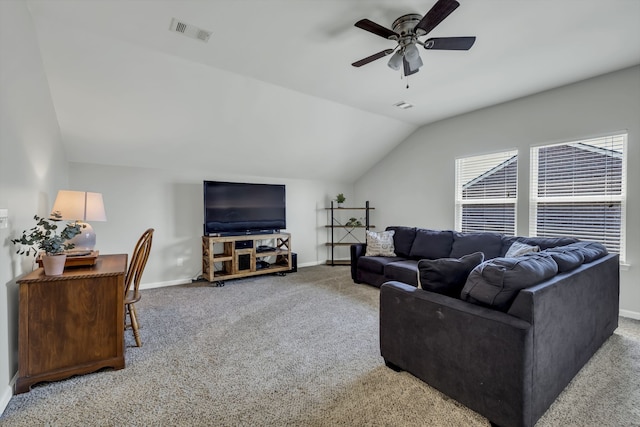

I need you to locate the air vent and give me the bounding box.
[169,18,211,42]
[393,101,414,110]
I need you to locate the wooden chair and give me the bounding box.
[124,228,154,347]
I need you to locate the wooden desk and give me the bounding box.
[15,254,127,394]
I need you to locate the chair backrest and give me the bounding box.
[124,228,154,296]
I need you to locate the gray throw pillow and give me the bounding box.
[509,236,579,251]
[505,241,540,257]
[417,252,484,297]
[461,252,558,311]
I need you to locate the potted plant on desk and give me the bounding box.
[11,211,83,276]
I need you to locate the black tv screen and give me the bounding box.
[203,181,286,235]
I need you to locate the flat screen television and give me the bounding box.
[203,181,286,236]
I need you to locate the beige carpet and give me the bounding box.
[1,266,638,426]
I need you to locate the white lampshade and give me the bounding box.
[404,44,423,72]
[51,190,107,251]
[51,190,107,221]
[387,51,403,71]
[404,43,420,61]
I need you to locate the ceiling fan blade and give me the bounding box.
[355,19,399,39]
[403,57,420,76]
[415,0,460,36]
[351,49,394,67]
[423,36,476,50]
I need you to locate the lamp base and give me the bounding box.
[67,222,96,252]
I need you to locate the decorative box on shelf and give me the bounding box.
[36,251,99,268]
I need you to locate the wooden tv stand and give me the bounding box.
[202,232,291,285]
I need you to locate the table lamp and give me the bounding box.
[51,190,107,252]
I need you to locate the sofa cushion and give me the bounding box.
[417,252,484,297]
[461,252,559,311]
[450,232,503,259]
[365,230,396,257]
[357,256,405,275]
[500,236,579,256]
[409,229,454,260]
[564,241,608,263]
[384,260,420,287]
[544,246,585,272]
[505,241,539,257]
[386,226,417,258]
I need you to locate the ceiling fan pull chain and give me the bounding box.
[399,69,409,89]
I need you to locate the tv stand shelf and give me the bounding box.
[202,232,291,285]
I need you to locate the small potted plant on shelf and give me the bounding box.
[345,217,363,227]
[335,193,346,208]
[11,212,83,276]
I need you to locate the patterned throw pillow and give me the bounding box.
[505,241,540,257]
[365,230,396,257]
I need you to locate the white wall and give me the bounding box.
[355,65,640,318]
[0,0,70,413]
[69,163,354,286]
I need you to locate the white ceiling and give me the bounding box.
[25,0,640,182]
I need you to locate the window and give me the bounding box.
[455,150,518,235]
[530,133,627,260]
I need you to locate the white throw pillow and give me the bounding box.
[505,241,540,257]
[365,230,396,257]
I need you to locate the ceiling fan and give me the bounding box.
[351,0,475,76]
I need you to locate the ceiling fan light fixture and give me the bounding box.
[404,43,420,60]
[387,51,403,70]
[351,0,475,75]
[407,54,423,71]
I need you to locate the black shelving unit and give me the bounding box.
[325,200,374,265]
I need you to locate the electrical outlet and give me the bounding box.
[177,257,184,267]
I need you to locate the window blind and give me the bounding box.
[455,150,518,235]
[530,133,626,260]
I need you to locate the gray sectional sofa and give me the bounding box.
[350,226,620,427]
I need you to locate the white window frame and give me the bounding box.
[530,133,627,262]
[455,150,518,235]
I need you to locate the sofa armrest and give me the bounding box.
[380,281,533,427]
[350,243,366,282]
[506,253,619,423]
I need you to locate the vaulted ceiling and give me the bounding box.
[25,0,640,182]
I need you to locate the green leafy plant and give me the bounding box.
[11,212,83,256]
[336,193,346,204]
[345,217,363,227]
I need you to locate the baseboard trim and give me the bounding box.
[299,261,324,268]
[139,263,325,290]
[0,374,16,416]
[140,278,191,291]
[620,309,640,320]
